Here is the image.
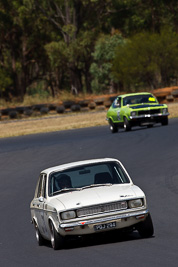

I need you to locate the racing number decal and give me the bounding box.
[117,110,121,120]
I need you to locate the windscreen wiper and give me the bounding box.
[81,183,112,190]
[51,188,80,196]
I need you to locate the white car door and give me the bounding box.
[33,174,48,237]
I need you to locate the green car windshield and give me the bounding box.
[123,94,157,106]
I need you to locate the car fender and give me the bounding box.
[48,215,59,233]
[107,116,114,123]
[120,107,130,121]
[32,216,38,226]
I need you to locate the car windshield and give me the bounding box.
[48,161,130,196]
[123,94,157,106]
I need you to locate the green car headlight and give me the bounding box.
[162,108,168,114]
[128,199,143,208]
[61,210,76,220]
[131,111,137,116]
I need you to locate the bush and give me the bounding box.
[113,28,178,90]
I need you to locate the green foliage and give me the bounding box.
[0,0,178,101]
[112,28,178,90]
[0,67,12,94]
[90,33,124,93]
[26,80,50,98]
[111,0,178,35]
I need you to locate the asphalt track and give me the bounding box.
[1,118,178,267]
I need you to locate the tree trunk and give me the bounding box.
[69,63,82,94]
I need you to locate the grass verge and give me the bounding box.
[0,103,178,138]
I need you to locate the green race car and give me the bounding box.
[106,92,169,133]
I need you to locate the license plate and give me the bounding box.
[94,221,116,231]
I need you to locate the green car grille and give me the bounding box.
[138,109,161,115]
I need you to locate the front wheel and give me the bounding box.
[161,117,168,126]
[136,213,154,238]
[124,117,131,131]
[34,221,46,246]
[109,119,118,133]
[49,221,64,250]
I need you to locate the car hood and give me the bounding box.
[129,104,164,109]
[49,184,144,211]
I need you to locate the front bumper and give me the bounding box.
[130,112,169,120]
[59,209,149,235]
[129,113,169,126]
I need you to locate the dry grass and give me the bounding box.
[0,111,108,138]
[0,103,178,139]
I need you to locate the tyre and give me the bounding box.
[161,117,168,126]
[49,221,64,250]
[124,117,131,131]
[136,213,154,238]
[109,119,118,133]
[34,221,46,246]
[56,105,65,114]
[71,104,81,112]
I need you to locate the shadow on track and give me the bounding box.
[41,230,154,250]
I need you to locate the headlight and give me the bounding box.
[162,108,168,114]
[131,111,137,116]
[128,199,143,208]
[61,210,76,220]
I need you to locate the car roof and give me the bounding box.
[42,158,119,174]
[119,92,153,98]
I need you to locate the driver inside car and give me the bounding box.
[54,174,72,191]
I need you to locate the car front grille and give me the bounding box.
[76,201,127,217]
[138,109,161,115]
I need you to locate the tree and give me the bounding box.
[34,0,114,94]
[90,32,124,93]
[112,28,178,90]
[111,0,178,35]
[0,0,50,99]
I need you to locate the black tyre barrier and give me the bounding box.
[1,108,13,116]
[24,108,33,116]
[9,110,18,119]
[63,101,75,109]
[32,104,47,111]
[78,100,90,107]
[15,106,26,114]
[172,89,178,97]
[40,107,49,115]
[56,105,65,113]
[166,95,174,102]
[88,101,96,109]
[104,100,112,107]
[94,97,105,105]
[71,104,81,112]
[96,106,106,111]
[48,104,57,111]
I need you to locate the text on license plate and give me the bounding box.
[94,222,116,231]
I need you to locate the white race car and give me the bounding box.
[30,158,154,249]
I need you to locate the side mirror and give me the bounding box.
[38,196,44,202]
